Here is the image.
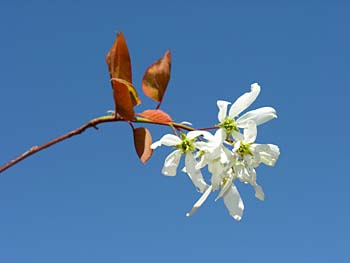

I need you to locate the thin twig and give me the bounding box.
[0,116,119,174]
[0,115,218,175]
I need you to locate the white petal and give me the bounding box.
[266,144,280,157]
[253,182,265,201]
[213,128,226,145]
[200,131,215,141]
[223,145,234,159]
[223,184,244,221]
[251,150,261,167]
[209,165,224,190]
[195,130,223,159]
[217,100,231,122]
[254,144,280,166]
[215,177,232,201]
[219,148,230,164]
[195,155,208,170]
[231,130,244,141]
[186,185,213,217]
[180,121,193,126]
[237,107,277,128]
[236,164,264,200]
[208,162,224,179]
[243,120,257,143]
[161,150,182,176]
[185,154,209,193]
[228,83,261,118]
[159,134,182,146]
[150,140,162,149]
[194,141,212,152]
[243,154,254,168]
[187,130,210,140]
[232,141,240,153]
[235,163,249,182]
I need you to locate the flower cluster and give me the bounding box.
[151,83,280,220]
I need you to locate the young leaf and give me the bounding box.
[133,127,153,164]
[111,78,141,106]
[107,33,141,110]
[106,32,132,82]
[112,79,135,121]
[138,109,173,123]
[142,50,171,106]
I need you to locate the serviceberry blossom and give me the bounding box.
[217,83,277,139]
[232,120,279,200]
[186,129,244,220]
[150,131,208,193]
[151,83,280,221]
[233,120,280,169]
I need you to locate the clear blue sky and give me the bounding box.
[0,0,349,262]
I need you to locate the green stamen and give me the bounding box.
[237,141,253,157]
[219,117,239,135]
[176,134,195,154]
[222,177,229,185]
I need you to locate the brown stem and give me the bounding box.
[0,116,119,174]
[0,115,214,175]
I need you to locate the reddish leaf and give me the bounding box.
[111,78,141,106]
[133,127,153,164]
[142,50,171,105]
[107,33,141,111]
[112,79,135,121]
[138,109,173,123]
[106,32,132,82]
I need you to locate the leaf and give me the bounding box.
[142,50,171,105]
[138,109,173,123]
[133,127,153,164]
[112,79,135,121]
[106,32,132,83]
[107,33,141,109]
[111,78,141,106]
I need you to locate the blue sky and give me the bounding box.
[0,0,349,262]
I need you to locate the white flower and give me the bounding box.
[186,129,244,221]
[233,120,280,167]
[235,162,265,201]
[186,169,244,221]
[195,129,234,191]
[232,120,280,200]
[195,129,232,174]
[151,131,209,193]
[217,83,277,138]
[151,83,280,221]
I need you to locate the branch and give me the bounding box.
[0,115,119,174]
[0,114,212,175]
